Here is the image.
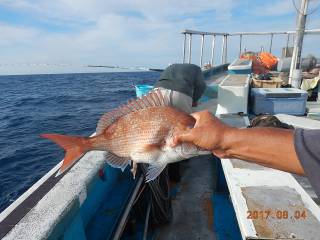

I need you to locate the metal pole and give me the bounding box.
[200,34,204,67]
[210,35,215,66]
[269,33,273,53]
[224,35,228,63]
[239,34,243,57]
[221,35,227,64]
[188,34,192,64]
[292,33,295,46]
[285,33,290,57]
[221,36,225,64]
[182,33,187,63]
[112,176,144,240]
[286,33,290,48]
[289,0,309,87]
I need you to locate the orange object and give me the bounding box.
[240,52,269,74]
[252,57,269,74]
[240,52,256,60]
[258,52,278,70]
[41,133,88,175]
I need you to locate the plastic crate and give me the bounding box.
[250,88,308,115]
[252,77,283,88]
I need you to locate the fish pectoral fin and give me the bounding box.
[131,161,137,179]
[146,163,167,182]
[104,152,130,171]
[143,143,162,152]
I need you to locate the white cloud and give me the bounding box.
[0,0,235,24]
[254,0,294,16]
[0,0,236,70]
[0,24,39,46]
[0,0,318,75]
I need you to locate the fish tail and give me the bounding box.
[41,133,89,176]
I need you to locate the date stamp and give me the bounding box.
[247,209,307,220]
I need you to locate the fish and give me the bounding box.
[41,88,210,182]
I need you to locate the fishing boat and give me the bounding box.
[1,1,320,239]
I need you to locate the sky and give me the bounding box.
[0,0,319,75]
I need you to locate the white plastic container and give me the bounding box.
[216,74,250,114]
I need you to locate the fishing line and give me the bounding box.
[140,164,172,225]
[132,183,147,206]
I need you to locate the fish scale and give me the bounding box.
[41,89,210,181]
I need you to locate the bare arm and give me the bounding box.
[172,111,305,175]
[222,127,304,175]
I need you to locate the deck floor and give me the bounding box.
[156,155,216,240]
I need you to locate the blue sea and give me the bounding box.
[0,71,160,212]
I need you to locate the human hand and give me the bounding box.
[172,111,234,156]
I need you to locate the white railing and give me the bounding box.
[181,29,320,67]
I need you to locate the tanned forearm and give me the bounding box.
[172,111,305,175]
[221,127,305,175]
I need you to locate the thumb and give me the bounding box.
[171,130,195,147]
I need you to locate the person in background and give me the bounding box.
[155,63,206,113]
[172,110,320,198]
[154,63,206,182]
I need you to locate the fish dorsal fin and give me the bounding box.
[104,152,131,171]
[96,109,123,134]
[96,88,170,134]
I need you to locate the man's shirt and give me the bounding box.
[294,128,320,197]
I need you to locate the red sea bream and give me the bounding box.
[41,89,209,182]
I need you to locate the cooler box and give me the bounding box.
[217,74,250,114]
[251,88,308,115]
[228,59,252,74]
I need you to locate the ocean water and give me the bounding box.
[0,71,160,212]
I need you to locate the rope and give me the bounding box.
[140,164,172,225]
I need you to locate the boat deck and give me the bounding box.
[219,114,320,239]
[156,155,217,240]
[2,68,320,239]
